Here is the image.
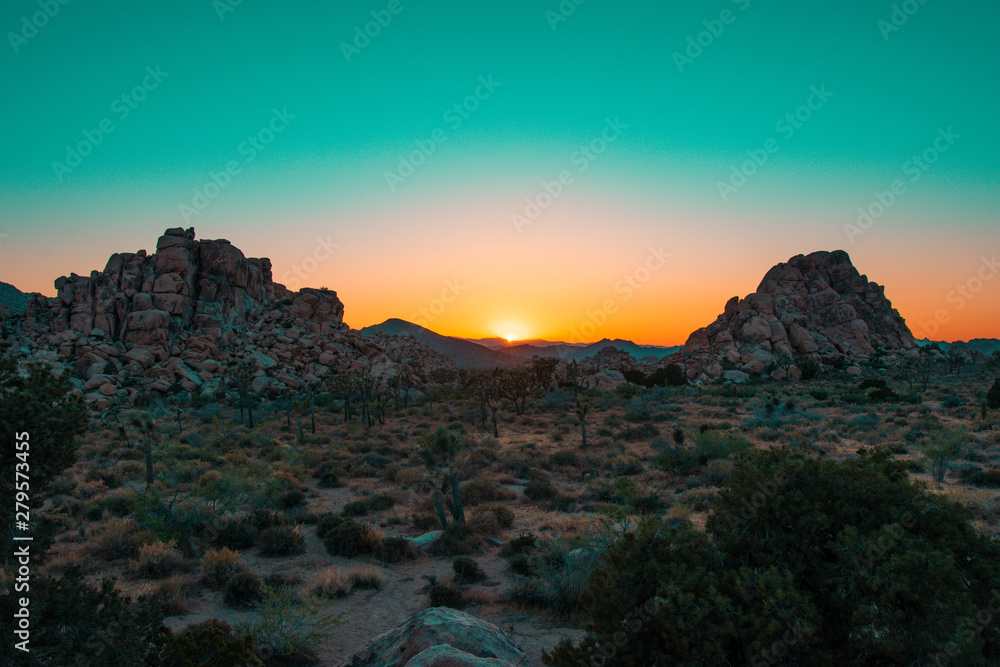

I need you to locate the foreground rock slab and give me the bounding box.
[340,607,526,667]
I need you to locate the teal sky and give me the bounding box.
[1,0,998,344]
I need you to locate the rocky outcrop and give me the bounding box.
[340,608,526,667]
[366,332,458,382]
[682,250,916,382]
[5,228,399,410]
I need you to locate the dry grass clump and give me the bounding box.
[132,540,186,578]
[89,516,151,561]
[201,547,245,588]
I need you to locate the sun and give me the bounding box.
[495,323,528,343]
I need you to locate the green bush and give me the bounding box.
[277,489,306,509]
[429,582,465,609]
[0,566,164,666]
[524,478,557,501]
[461,477,515,506]
[988,378,1000,409]
[545,448,1000,666]
[223,571,265,609]
[475,502,515,528]
[158,619,262,666]
[257,525,305,557]
[378,536,417,564]
[237,587,343,664]
[214,515,257,550]
[694,429,753,462]
[452,556,485,583]
[319,516,382,558]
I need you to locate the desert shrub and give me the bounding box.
[709,447,1000,664]
[277,489,306,509]
[452,556,485,583]
[248,508,288,530]
[468,510,500,535]
[316,463,341,489]
[461,477,516,506]
[509,553,535,577]
[474,502,515,528]
[500,534,537,558]
[90,516,149,561]
[631,492,665,515]
[201,547,245,589]
[798,358,821,380]
[133,540,185,579]
[313,567,352,599]
[0,566,164,666]
[411,512,440,531]
[258,525,305,557]
[958,465,1000,489]
[607,454,643,476]
[343,493,396,517]
[237,587,343,664]
[320,516,382,558]
[859,378,888,391]
[223,571,264,610]
[430,522,480,556]
[524,478,557,501]
[341,500,371,517]
[705,459,733,485]
[349,565,382,590]
[549,451,580,467]
[378,536,418,563]
[263,572,299,591]
[868,386,900,402]
[429,582,465,609]
[694,429,753,462]
[654,442,700,475]
[621,423,660,442]
[157,619,262,667]
[989,378,1000,410]
[511,538,596,615]
[214,514,258,550]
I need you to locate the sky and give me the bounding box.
[1,0,997,346]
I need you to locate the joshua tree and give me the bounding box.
[575,398,590,448]
[224,356,255,429]
[419,426,466,528]
[105,410,158,489]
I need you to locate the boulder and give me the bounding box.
[340,608,525,667]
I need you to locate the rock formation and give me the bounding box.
[681,250,916,382]
[340,607,526,666]
[3,228,400,410]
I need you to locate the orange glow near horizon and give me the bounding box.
[2,202,997,347]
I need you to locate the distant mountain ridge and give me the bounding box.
[360,319,681,368]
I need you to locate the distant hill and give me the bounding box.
[361,319,681,368]
[0,281,28,316]
[918,338,1000,355]
[361,319,507,368]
